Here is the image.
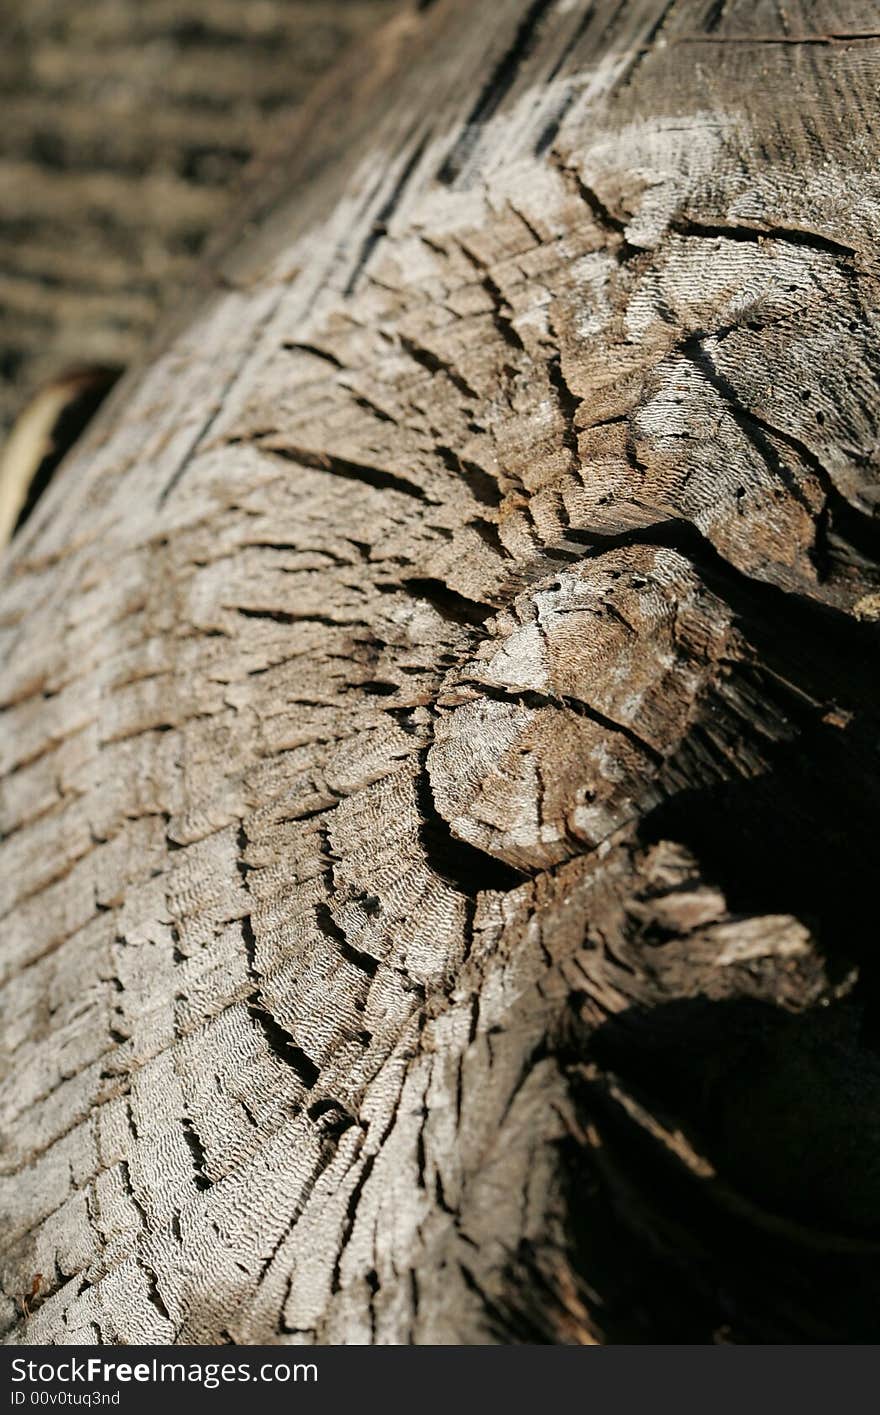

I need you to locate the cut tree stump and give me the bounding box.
[2,0,880,1345]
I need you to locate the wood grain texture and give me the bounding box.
[2,0,880,1344]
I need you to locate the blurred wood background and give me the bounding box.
[0,0,399,435]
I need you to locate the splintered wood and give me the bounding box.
[2,0,880,1344]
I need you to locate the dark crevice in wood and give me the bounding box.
[452,237,527,355]
[670,215,857,262]
[359,679,399,696]
[119,1161,149,1229]
[475,517,509,554]
[246,997,321,1090]
[551,155,627,236]
[499,983,880,1342]
[329,1099,401,1298]
[332,1161,377,1296]
[679,332,880,574]
[546,2,600,83]
[822,494,880,578]
[337,940,380,978]
[458,1260,515,1331]
[551,515,824,620]
[534,91,576,157]
[679,334,820,520]
[235,607,343,629]
[469,515,508,557]
[349,391,396,425]
[702,0,728,33]
[399,333,480,401]
[258,1148,340,1305]
[546,352,581,462]
[466,677,665,767]
[434,1168,456,1216]
[257,440,431,503]
[160,286,287,504]
[307,1098,358,1135]
[677,30,880,47]
[450,464,502,529]
[181,1117,212,1191]
[400,576,498,625]
[315,901,379,977]
[415,750,527,898]
[612,0,679,93]
[415,1108,427,1189]
[547,151,645,263]
[314,899,348,945]
[385,705,428,736]
[280,341,344,368]
[344,132,430,296]
[478,271,527,353]
[136,1257,178,1335]
[239,834,321,1092]
[437,0,555,185]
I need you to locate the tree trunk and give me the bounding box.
[2,0,880,1345]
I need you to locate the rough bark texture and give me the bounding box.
[2,0,880,1345]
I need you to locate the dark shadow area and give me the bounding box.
[647,721,879,980]
[504,996,880,1343]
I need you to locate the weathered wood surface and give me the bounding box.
[2,0,880,1344]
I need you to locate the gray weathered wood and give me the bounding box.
[2,0,880,1344]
